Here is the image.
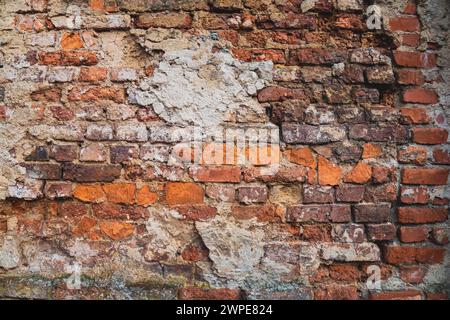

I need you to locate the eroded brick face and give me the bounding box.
[0,0,448,300]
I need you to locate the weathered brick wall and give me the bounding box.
[0,0,448,300]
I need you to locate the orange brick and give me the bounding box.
[362,143,382,159]
[73,184,105,202]
[344,162,372,184]
[136,185,158,206]
[102,183,136,204]
[166,182,204,205]
[318,156,342,186]
[61,33,83,50]
[68,87,125,103]
[72,216,97,236]
[285,147,316,168]
[100,221,134,240]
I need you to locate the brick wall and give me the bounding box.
[0,0,448,300]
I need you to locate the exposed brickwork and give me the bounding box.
[0,0,448,300]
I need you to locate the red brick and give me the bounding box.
[372,166,395,184]
[354,203,391,223]
[389,17,420,31]
[31,88,62,102]
[303,185,334,204]
[399,226,428,243]
[314,285,359,300]
[401,168,449,185]
[403,88,439,104]
[336,184,365,202]
[79,67,108,82]
[398,207,448,224]
[384,246,445,264]
[426,293,448,300]
[59,201,89,218]
[92,203,146,220]
[205,185,236,202]
[327,264,361,282]
[367,223,396,241]
[88,0,118,12]
[38,51,98,66]
[175,205,217,221]
[369,290,422,300]
[301,224,332,242]
[68,87,125,103]
[257,86,306,102]
[44,182,72,199]
[0,105,6,121]
[166,182,204,205]
[178,287,242,300]
[403,1,417,14]
[335,14,364,30]
[232,48,285,64]
[397,70,424,85]
[23,163,61,180]
[211,0,244,11]
[400,187,429,204]
[232,204,283,222]
[181,244,209,262]
[400,266,426,284]
[190,167,241,183]
[287,204,351,223]
[110,146,138,164]
[50,106,75,121]
[399,107,429,124]
[237,187,268,204]
[433,148,450,164]
[394,51,436,68]
[50,145,78,162]
[412,128,448,144]
[398,146,428,165]
[401,33,420,47]
[274,13,318,29]
[290,48,346,65]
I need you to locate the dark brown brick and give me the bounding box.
[63,164,121,182]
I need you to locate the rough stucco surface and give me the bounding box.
[0,0,448,300]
